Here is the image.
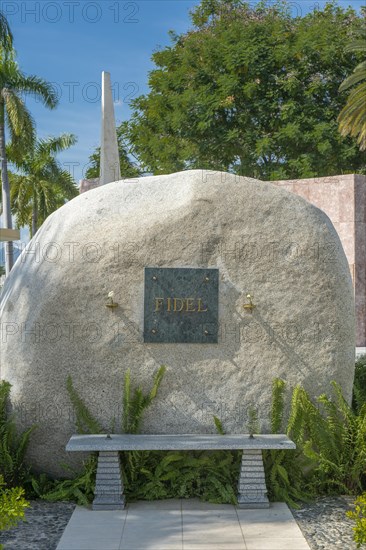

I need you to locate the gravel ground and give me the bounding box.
[0,496,358,550]
[0,500,75,550]
[291,495,359,550]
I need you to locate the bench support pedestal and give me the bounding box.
[93,451,125,510]
[237,450,269,508]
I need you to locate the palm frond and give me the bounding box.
[36,134,77,157]
[345,38,366,54]
[13,74,58,109]
[338,35,366,150]
[8,133,78,233]
[339,62,366,91]
[0,12,13,51]
[3,88,35,147]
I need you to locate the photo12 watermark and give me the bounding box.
[0,1,140,24]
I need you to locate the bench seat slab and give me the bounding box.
[67,434,295,452]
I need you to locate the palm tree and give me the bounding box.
[338,36,366,151]
[9,134,78,237]
[0,11,13,52]
[0,54,58,275]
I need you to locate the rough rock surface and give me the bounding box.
[0,170,355,476]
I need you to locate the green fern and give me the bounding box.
[122,365,166,434]
[271,379,285,434]
[0,382,11,426]
[51,367,167,505]
[42,456,97,505]
[301,381,366,494]
[25,473,55,499]
[66,376,102,434]
[247,406,260,436]
[122,369,131,433]
[263,378,314,507]
[264,378,366,504]
[213,415,225,435]
[149,365,166,401]
[353,355,366,414]
[0,381,36,488]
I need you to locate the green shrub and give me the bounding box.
[263,379,314,507]
[41,455,97,505]
[294,382,366,495]
[347,493,366,548]
[24,472,57,500]
[121,448,239,503]
[264,378,366,506]
[0,381,36,488]
[0,474,29,549]
[122,365,166,434]
[353,355,366,414]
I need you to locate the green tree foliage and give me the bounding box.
[338,35,366,151]
[9,134,78,237]
[0,51,57,273]
[85,124,140,179]
[124,0,365,178]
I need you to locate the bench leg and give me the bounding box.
[92,451,126,510]
[237,450,269,509]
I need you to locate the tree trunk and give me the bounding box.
[0,102,13,276]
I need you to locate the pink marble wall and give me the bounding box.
[273,174,366,347]
[355,175,366,348]
[79,178,100,194]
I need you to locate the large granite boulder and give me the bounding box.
[0,170,355,476]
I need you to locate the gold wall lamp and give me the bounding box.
[106,291,118,309]
[243,293,256,313]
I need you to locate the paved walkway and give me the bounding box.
[56,499,311,550]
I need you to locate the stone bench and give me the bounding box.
[66,433,295,510]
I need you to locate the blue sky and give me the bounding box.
[5,0,199,182]
[3,0,364,185]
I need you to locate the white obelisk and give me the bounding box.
[100,71,121,185]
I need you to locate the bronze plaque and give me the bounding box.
[144,267,219,343]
